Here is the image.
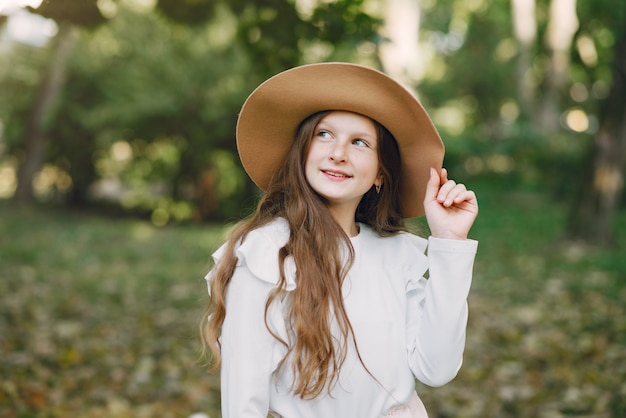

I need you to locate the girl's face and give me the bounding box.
[305,111,382,217]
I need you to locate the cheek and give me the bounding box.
[304,149,318,182]
[357,155,381,180]
[305,143,325,167]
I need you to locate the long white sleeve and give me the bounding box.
[407,237,478,387]
[220,264,278,417]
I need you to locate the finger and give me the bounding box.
[441,184,467,207]
[453,189,476,204]
[437,179,458,203]
[454,190,479,210]
[424,167,441,202]
[439,184,468,207]
[439,167,448,186]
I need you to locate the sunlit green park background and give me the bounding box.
[1,0,625,417]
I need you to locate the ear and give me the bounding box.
[374,172,383,187]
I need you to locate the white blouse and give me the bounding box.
[206,218,478,418]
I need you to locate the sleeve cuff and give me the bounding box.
[427,236,478,254]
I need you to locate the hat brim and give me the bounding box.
[236,62,444,218]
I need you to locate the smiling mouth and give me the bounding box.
[322,170,352,178]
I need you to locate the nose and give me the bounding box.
[329,141,348,162]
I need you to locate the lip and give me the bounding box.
[321,169,352,180]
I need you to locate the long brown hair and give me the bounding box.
[201,111,406,399]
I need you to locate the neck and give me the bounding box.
[327,205,359,237]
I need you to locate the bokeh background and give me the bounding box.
[0,0,624,417]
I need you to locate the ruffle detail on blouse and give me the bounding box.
[207,220,296,367]
[209,218,297,291]
[401,234,430,355]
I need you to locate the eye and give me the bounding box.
[316,129,332,139]
[353,138,369,147]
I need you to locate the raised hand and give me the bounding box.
[423,168,478,240]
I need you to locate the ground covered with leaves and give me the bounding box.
[1,184,625,417]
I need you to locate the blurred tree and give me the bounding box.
[419,0,516,135]
[415,0,625,239]
[12,0,107,204]
[57,4,251,218]
[299,0,383,76]
[511,0,537,115]
[24,0,380,221]
[567,10,626,247]
[157,0,380,220]
[155,0,217,25]
[538,0,579,132]
[378,0,421,83]
[70,0,380,220]
[227,0,304,75]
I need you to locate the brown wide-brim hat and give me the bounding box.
[236,62,444,218]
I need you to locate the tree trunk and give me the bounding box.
[538,0,578,132]
[379,0,422,84]
[13,23,79,204]
[511,0,537,116]
[566,28,626,247]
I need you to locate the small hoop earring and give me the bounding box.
[375,184,381,194]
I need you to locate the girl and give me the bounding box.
[202,63,479,417]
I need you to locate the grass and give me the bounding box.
[0,204,226,418]
[1,182,625,418]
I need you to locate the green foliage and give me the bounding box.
[156,0,218,26]
[308,0,383,45]
[228,0,304,73]
[1,0,624,224]
[418,0,516,121]
[414,0,626,215]
[0,42,49,147]
[42,4,253,219]
[442,124,593,204]
[1,0,382,221]
[573,0,626,118]
[28,0,107,28]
